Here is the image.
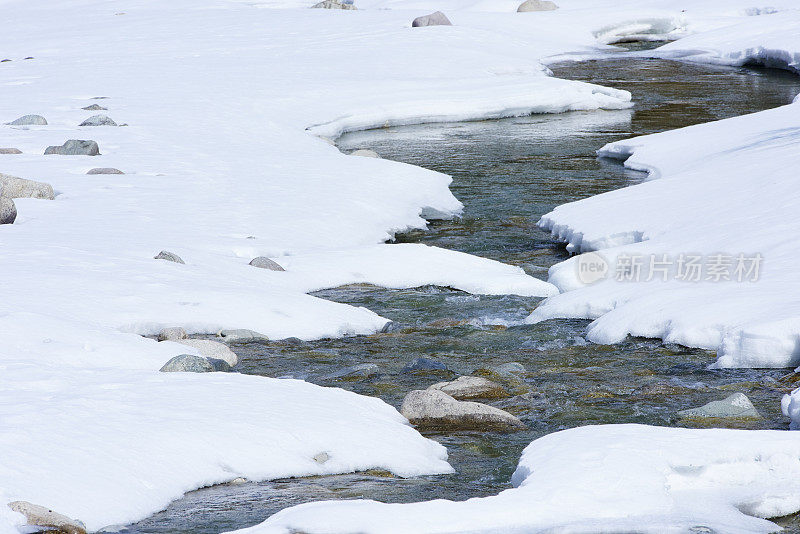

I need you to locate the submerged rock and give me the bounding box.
[429,376,508,400]
[160,354,229,373]
[249,256,285,271]
[154,250,184,264]
[217,329,269,343]
[79,114,117,127]
[312,0,357,9]
[351,149,380,158]
[401,389,524,431]
[87,167,124,175]
[0,173,55,200]
[412,11,452,27]
[82,104,107,111]
[402,357,449,374]
[7,114,47,126]
[7,501,86,534]
[324,363,379,381]
[517,0,558,11]
[157,327,188,342]
[176,338,239,366]
[0,148,22,154]
[0,197,16,224]
[678,393,761,419]
[44,140,100,156]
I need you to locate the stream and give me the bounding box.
[123,55,800,533]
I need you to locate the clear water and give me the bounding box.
[123,58,800,533]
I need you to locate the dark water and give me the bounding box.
[123,59,800,533]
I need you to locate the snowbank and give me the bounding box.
[233,424,800,534]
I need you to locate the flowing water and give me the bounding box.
[123,57,800,533]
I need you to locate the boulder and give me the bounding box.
[175,338,239,366]
[79,114,117,127]
[678,393,761,419]
[7,501,86,534]
[154,250,184,264]
[324,363,379,381]
[87,167,124,174]
[429,376,508,400]
[217,329,269,343]
[159,354,229,373]
[82,104,107,111]
[7,114,47,126]
[0,197,16,224]
[312,0,357,9]
[401,389,524,431]
[0,148,22,154]
[0,173,55,200]
[517,0,558,11]
[249,256,285,271]
[44,140,100,156]
[412,11,452,27]
[351,149,380,158]
[402,357,449,374]
[157,327,188,342]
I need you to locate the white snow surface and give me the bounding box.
[234,424,800,534]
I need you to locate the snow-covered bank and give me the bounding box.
[233,424,800,533]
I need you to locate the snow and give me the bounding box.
[233,424,800,534]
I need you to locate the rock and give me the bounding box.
[0,148,22,154]
[678,393,761,420]
[154,250,184,264]
[351,149,380,158]
[0,173,55,200]
[402,357,449,374]
[157,327,188,341]
[0,59,9,63]
[475,362,526,381]
[87,167,124,175]
[0,197,16,224]
[7,501,86,534]
[249,256,285,271]
[517,0,558,11]
[429,376,508,400]
[312,451,330,464]
[159,354,229,373]
[401,389,524,431]
[312,0,357,9]
[175,338,239,366]
[318,136,336,146]
[7,114,47,126]
[44,140,100,156]
[217,329,269,343]
[229,477,248,485]
[324,363,379,381]
[412,11,452,27]
[82,104,107,111]
[79,114,117,127]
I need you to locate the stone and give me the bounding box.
[351,149,380,158]
[0,197,16,224]
[429,376,508,400]
[159,354,227,373]
[7,114,47,126]
[318,136,336,146]
[517,0,558,11]
[229,477,248,485]
[678,393,761,420]
[0,59,10,63]
[217,329,269,343]
[154,250,184,264]
[82,104,107,111]
[87,167,124,175]
[0,173,55,200]
[7,501,86,534]
[312,451,330,464]
[412,11,452,27]
[44,140,100,156]
[312,0,357,9]
[0,148,22,154]
[249,256,285,271]
[402,357,448,374]
[157,327,188,342]
[79,114,117,127]
[401,389,525,431]
[175,338,239,367]
[324,363,379,381]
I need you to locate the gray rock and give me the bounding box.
[324,363,379,381]
[249,257,285,271]
[82,104,107,111]
[312,451,330,464]
[87,167,124,175]
[159,354,228,373]
[0,148,22,154]
[217,329,269,343]
[157,327,188,342]
[402,357,448,374]
[44,140,100,156]
[79,114,117,127]
[412,11,452,27]
[312,0,357,9]
[678,393,761,419]
[401,389,524,431]
[351,149,380,158]
[0,197,16,224]
[7,501,86,534]
[175,338,239,366]
[7,114,47,126]
[517,0,558,11]
[154,250,184,264]
[429,376,508,400]
[0,173,55,200]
